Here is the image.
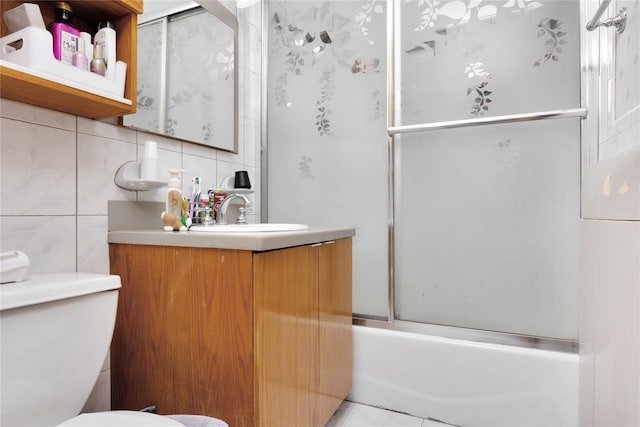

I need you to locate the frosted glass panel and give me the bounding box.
[394,119,580,339]
[400,0,580,125]
[124,7,237,151]
[124,20,163,133]
[165,9,234,147]
[266,0,389,319]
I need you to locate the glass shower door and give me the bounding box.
[394,0,582,339]
[266,1,389,319]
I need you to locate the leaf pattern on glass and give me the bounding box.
[299,156,314,180]
[467,81,493,117]
[352,57,380,73]
[464,62,493,79]
[533,18,565,67]
[202,123,212,143]
[315,70,335,136]
[355,1,384,45]
[405,40,436,62]
[274,73,289,107]
[269,2,384,136]
[496,138,520,170]
[502,0,544,12]
[406,0,546,34]
[215,42,235,81]
[407,0,440,31]
[370,89,383,121]
[137,93,155,108]
[165,118,177,136]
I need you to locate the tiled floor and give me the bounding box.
[326,401,455,427]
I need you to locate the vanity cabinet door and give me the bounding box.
[109,244,254,426]
[253,245,319,427]
[253,238,353,427]
[317,239,353,426]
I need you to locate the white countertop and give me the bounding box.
[108,227,356,252]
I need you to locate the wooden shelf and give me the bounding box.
[0,0,142,119]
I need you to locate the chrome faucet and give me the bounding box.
[217,194,251,225]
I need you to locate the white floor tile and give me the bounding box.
[340,403,423,427]
[327,401,458,427]
[421,418,456,427]
[326,400,354,427]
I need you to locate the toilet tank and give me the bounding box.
[0,273,121,427]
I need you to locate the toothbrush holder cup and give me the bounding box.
[234,171,251,189]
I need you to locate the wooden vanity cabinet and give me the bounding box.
[0,0,141,118]
[109,238,352,427]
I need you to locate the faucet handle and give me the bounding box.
[237,207,247,224]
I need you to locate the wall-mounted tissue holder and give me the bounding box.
[114,161,166,191]
[218,174,255,195]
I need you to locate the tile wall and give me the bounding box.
[0,2,262,413]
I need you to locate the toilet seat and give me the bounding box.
[57,410,186,426]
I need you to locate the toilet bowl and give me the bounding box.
[57,410,185,426]
[0,272,227,427]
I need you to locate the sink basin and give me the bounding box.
[190,223,309,233]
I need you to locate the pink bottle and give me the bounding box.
[72,37,89,71]
[51,2,80,65]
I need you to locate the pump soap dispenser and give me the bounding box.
[162,169,188,231]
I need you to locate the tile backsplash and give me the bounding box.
[0,99,260,274]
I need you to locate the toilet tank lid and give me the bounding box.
[0,272,121,311]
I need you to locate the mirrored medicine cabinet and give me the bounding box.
[122,0,238,152]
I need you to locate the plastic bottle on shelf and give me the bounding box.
[80,32,93,63]
[50,2,80,65]
[94,21,116,80]
[90,44,106,76]
[72,37,88,71]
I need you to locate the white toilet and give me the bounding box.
[0,272,226,427]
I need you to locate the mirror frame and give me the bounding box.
[123,0,239,153]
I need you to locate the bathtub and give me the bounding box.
[347,325,579,426]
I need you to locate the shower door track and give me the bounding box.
[353,318,579,353]
[388,108,587,136]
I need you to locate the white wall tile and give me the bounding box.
[0,118,76,215]
[78,117,137,143]
[77,134,137,215]
[136,130,182,153]
[77,216,109,274]
[244,70,261,124]
[243,116,259,167]
[0,98,76,131]
[245,22,262,76]
[217,141,244,164]
[0,216,76,273]
[580,220,640,426]
[182,141,218,160]
[243,1,262,31]
[183,153,218,195]
[216,160,243,189]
